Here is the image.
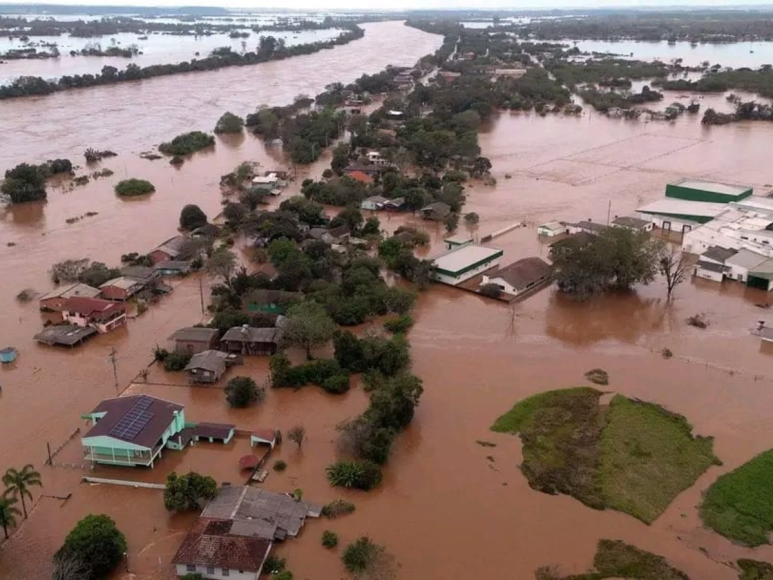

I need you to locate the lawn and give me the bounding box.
[599,395,721,524]
[493,388,720,524]
[700,449,773,547]
[536,539,689,580]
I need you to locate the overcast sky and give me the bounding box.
[14,0,773,9]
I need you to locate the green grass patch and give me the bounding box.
[700,449,773,547]
[600,395,720,524]
[494,388,719,524]
[738,559,773,580]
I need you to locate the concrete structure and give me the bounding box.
[694,260,730,282]
[193,423,235,444]
[537,221,566,237]
[185,350,229,384]
[169,327,220,354]
[481,257,552,297]
[431,244,504,286]
[726,249,769,283]
[361,195,388,211]
[444,234,473,250]
[81,395,186,467]
[173,518,272,580]
[748,259,773,291]
[221,326,282,356]
[612,216,654,232]
[637,198,726,231]
[99,277,144,301]
[62,297,126,334]
[665,179,752,204]
[565,221,607,235]
[39,283,101,312]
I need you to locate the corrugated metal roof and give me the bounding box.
[637,199,726,219]
[433,244,502,274]
[673,179,751,196]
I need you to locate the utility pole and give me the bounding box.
[108,347,119,393]
[607,200,612,226]
[199,275,205,316]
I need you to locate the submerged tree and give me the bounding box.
[658,247,692,301]
[54,514,127,580]
[0,495,21,540]
[2,464,42,519]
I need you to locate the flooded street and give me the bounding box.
[1,21,773,580]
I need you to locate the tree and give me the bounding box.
[282,301,337,359]
[114,178,155,196]
[1,162,47,204]
[55,514,127,580]
[331,142,350,175]
[470,156,493,177]
[332,206,363,231]
[342,537,392,575]
[326,461,383,490]
[443,213,459,232]
[225,376,263,408]
[50,258,90,284]
[214,111,244,134]
[361,216,381,236]
[659,246,691,301]
[51,553,90,580]
[78,262,121,288]
[288,426,306,449]
[179,204,208,231]
[3,464,42,519]
[163,472,217,512]
[0,495,20,539]
[464,212,480,224]
[205,249,237,289]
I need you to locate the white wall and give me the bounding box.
[434,257,501,286]
[175,563,257,580]
[726,263,748,283]
[694,265,724,283]
[481,275,517,295]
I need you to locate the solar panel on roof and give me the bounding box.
[108,397,156,441]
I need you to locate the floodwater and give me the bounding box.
[2,22,773,580]
[0,28,347,85]
[571,38,773,69]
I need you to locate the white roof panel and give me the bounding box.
[674,179,750,196]
[637,198,726,218]
[433,244,502,273]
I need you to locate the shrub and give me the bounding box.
[170,155,184,165]
[114,178,155,197]
[2,162,47,203]
[225,376,264,408]
[464,212,480,224]
[263,555,286,574]
[322,530,339,549]
[321,499,356,518]
[479,283,502,299]
[342,537,383,573]
[214,111,244,134]
[273,460,287,472]
[322,374,351,394]
[384,314,413,334]
[163,352,191,372]
[273,573,293,580]
[687,313,709,329]
[326,460,383,490]
[159,131,215,156]
[585,368,609,386]
[54,514,127,580]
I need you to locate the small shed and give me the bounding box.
[251,429,278,449]
[694,260,729,283]
[184,350,229,384]
[537,221,566,237]
[168,327,219,354]
[193,422,235,444]
[444,234,473,250]
[384,197,405,211]
[361,195,388,211]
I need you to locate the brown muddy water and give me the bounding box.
[1,23,773,579]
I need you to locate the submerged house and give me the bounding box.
[149,235,189,264]
[62,297,126,334]
[185,350,229,384]
[431,244,503,286]
[221,326,282,356]
[169,327,220,354]
[99,276,144,301]
[419,202,451,221]
[81,395,186,468]
[480,257,553,297]
[39,283,101,312]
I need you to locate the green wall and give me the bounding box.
[666,183,752,204]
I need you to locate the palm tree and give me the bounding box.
[2,464,42,520]
[0,495,21,539]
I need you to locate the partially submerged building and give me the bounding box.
[221,326,282,356]
[81,395,186,468]
[481,257,553,297]
[34,325,97,348]
[537,221,566,237]
[99,277,144,301]
[431,244,503,285]
[149,235,189,264]
[420,202,451,221]
[62,297,126,334]
[612,216,653,232]
[185,350,230,384]
[39,283,101,312]
[169,327,220,354]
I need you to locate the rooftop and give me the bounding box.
[83,395,183,449]
[63,296,124,317]
[169,327,219,343]
[34,325,97,346]
[172,518,271,573]
[193,422,235,440]
[185,350,229,373]
[539,221,564,232]
[100,277,143,291]
[221,326,281,343]
[750,258,773,279]
[119,266,157,280]
[347,170,374,184]
[445,234,473,245]
[39,283,101,302]
[696,260,730,274]
[637,198,727,220]
[433,244,503,274]
[154,235,188,257]
[702,246,738,264]
[489,257,552,291]
[363,195,388,204]
[726,248,768,270]
[672,179,751,196]
[612,216,650,229]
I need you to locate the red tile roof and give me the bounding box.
[346,170,373,184]
[63,296,125,318]
[172,518,271,573]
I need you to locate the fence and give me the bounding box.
[82,477,166,490]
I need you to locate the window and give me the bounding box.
[186,565,196,572]
[207,567,215,575]
[222,569,230,577]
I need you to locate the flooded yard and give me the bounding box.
[1,20,773,580]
